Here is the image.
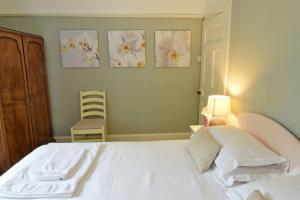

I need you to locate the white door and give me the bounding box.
[198,8,231,123]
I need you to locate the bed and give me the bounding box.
[0,140,227,200]
[0,112,299,200]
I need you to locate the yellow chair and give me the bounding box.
[71,90,107,142]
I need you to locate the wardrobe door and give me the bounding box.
[22,35,52,147]
[0,115,9,173]
[0,30,34,167]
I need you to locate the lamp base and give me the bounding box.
[209,116,227,126]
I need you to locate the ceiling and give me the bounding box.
[0,0,228,17]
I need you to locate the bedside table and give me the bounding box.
[189,125,203,133]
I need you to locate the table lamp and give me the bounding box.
[201,95,231,126]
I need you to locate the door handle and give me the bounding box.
[197,90,202,95]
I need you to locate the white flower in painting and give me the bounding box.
[156,31,191,67]
[108,30,146,67]
[82,50,99,66]
[77,32,93,51]
[110,53,126,67]
[118,31,145,54]
[61,38,77,52]
[136,60,145,67]
[62,32,100,66]
[134,51,146,67]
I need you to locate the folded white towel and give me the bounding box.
[0,143,101,199]
[28,148,87,181]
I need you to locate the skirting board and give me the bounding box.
[53,132,191,143]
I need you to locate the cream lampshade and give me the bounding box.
[206,95,231,117]
[201,95,231,126]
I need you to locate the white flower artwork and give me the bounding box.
[155,30,191,67]
[108,30,146,68]
[60,30,100,68]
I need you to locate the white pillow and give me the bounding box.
[289,167,300,175]
[226,173,300,200]
[187,127,221,174]
[213,163,289,187]
[208,126,289,186]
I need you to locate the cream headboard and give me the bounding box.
[227,112,300,170]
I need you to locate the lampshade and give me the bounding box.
[206,95,231,117]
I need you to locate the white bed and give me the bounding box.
[0,112,299,200]
[0,140,226,200]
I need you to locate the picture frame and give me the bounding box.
[59,30,100,68]
[108,30,146,68]
[155,30,191,67]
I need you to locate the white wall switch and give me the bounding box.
[197,56,201,63]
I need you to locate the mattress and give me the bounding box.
[0,140,227,200]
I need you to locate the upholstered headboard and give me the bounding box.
[227,112,300,170]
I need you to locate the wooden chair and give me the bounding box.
[71,90,107,142]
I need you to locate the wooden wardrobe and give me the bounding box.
[0,28,52,173]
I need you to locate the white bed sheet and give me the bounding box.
[0,140,227,200]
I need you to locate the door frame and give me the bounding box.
[198,0,232,123]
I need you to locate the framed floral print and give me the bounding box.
[108,30,146,68]
[155,30,191,67]
[59,30,100,68]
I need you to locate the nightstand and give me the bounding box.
[189,125,203,133]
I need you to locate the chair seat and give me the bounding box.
[72,118,106,130]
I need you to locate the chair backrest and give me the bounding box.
[80,90,106,119]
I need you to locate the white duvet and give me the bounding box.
[0,140,226,200]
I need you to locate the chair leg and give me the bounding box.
[102,126,106,142]
[71,128,75,142]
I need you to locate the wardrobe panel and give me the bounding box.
[0,114,9,174]
[0,32,27,104]
[0,30,33,168]
[2,102,33,165]
[23,35,52,146]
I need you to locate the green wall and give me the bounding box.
[0,17,202,136]
[228,0,300,138]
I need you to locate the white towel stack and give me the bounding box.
[0,143,101,199]
[28,148,87,181]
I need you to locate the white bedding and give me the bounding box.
[0,140,227,200]
[28,145,88,181]
[226,171,300,200]
[0,143,100,198]
[208,126,289,186]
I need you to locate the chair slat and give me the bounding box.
[82,111,104,118]
[81,97,104,104]
[81,90,105,96]
[82,104,105,110]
